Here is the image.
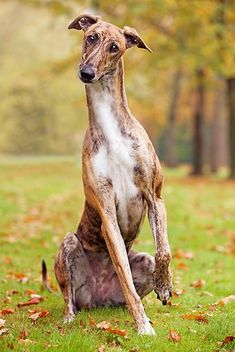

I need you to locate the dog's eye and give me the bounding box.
[87,34,98,45]
[109,44,119,53]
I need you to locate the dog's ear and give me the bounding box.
[68,14,101,32]
[123,26,152,52]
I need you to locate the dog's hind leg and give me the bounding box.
[54,232,95,322]
[129,250,155,299]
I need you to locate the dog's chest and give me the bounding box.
[91,93,140,231]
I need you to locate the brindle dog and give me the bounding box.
[54,14,172,335]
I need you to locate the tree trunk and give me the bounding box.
[165,69,181,167]
[211,0,226,173]
[211,76,225,173]
[192,69,205,175]
[227,78,235,178]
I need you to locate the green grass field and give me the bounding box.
[0,157,234,352]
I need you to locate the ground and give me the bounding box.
[0,157,234,352]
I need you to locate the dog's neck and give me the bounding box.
[85,59,131,133]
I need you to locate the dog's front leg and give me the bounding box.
[148,195,173,305]
[99,204,155,335]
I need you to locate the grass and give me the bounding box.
[0,157,234,352]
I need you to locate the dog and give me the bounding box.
[54,14,172,335]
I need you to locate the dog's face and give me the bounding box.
[68,14,151,84]
[79,22,126,83]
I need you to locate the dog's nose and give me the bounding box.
[80,67,95,82]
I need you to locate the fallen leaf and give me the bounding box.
[220,335,234,347]
[4,257,13,265]
[11,272,29,283]
[174,249,194,260]
[18,338,35,345]
[18,330,29,340]
[88,315,96,326]
[25,289,37,296]
[0,308,15,316]
[169,329,181,342]
[172,288,184,297]
[6,290,19,296]
[7,342,14,349]
[17,296,43,308]
[180,314,208,324]
[98,345,106,352]
[97,321,111,329]
[98,321,127,336]
[219,295,235,306]
[209,295,235,310]
[0,328,8,336]
[89,317,128,337]
[107,327,127,337]
[29,310,49,322]
[0,319,5,328]
[3,297,11,304]
[176,262,188,270]
[167,301,181,307]
[190,279,205,288]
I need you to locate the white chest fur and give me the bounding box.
[91,90,138,228]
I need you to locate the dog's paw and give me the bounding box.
[63,313,75,324]
[154,270,173,305]
[155,286,172,305]
[137,321,156,336]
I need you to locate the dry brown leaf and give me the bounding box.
[29,310,49,322]
[167,301,181,307]
[0,308,15,316]
[18,330,29,340]
[4,257,13,265]
[190,279,206,288]
[97,321,111,329]
[106,327,128,337]
[9,272,29,283]
[98,321,127,336]
[219,295,235,306]
[172,288,184,297]
[220,335,234,347]
[17,296,43,308]
[0,328,8,336]
[19,338,35,344]
[88,315,97,326]
[169,329,181,342]
[180,314,208,324]
[174,249,194,260]
[25,289,37,296]
[6,290,19,296]
[0,319,5,328]
[89,317,128,337]
[176,262,188,270]
[209,295,235,310]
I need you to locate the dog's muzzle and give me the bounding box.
[79,65,95,83]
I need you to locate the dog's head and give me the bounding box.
[68,14,152,84]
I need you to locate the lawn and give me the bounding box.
[0,157,234,352]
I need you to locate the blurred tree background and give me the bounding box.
[0,0,235,177]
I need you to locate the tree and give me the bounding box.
[165,69,182,167]
[227,78,235,178]
[192,69,205,175]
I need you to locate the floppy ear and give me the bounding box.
[123,26,152,52]
[68,14,101,31]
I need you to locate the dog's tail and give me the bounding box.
[42,259,53,292]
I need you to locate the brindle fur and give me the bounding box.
[54,14,172,335]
